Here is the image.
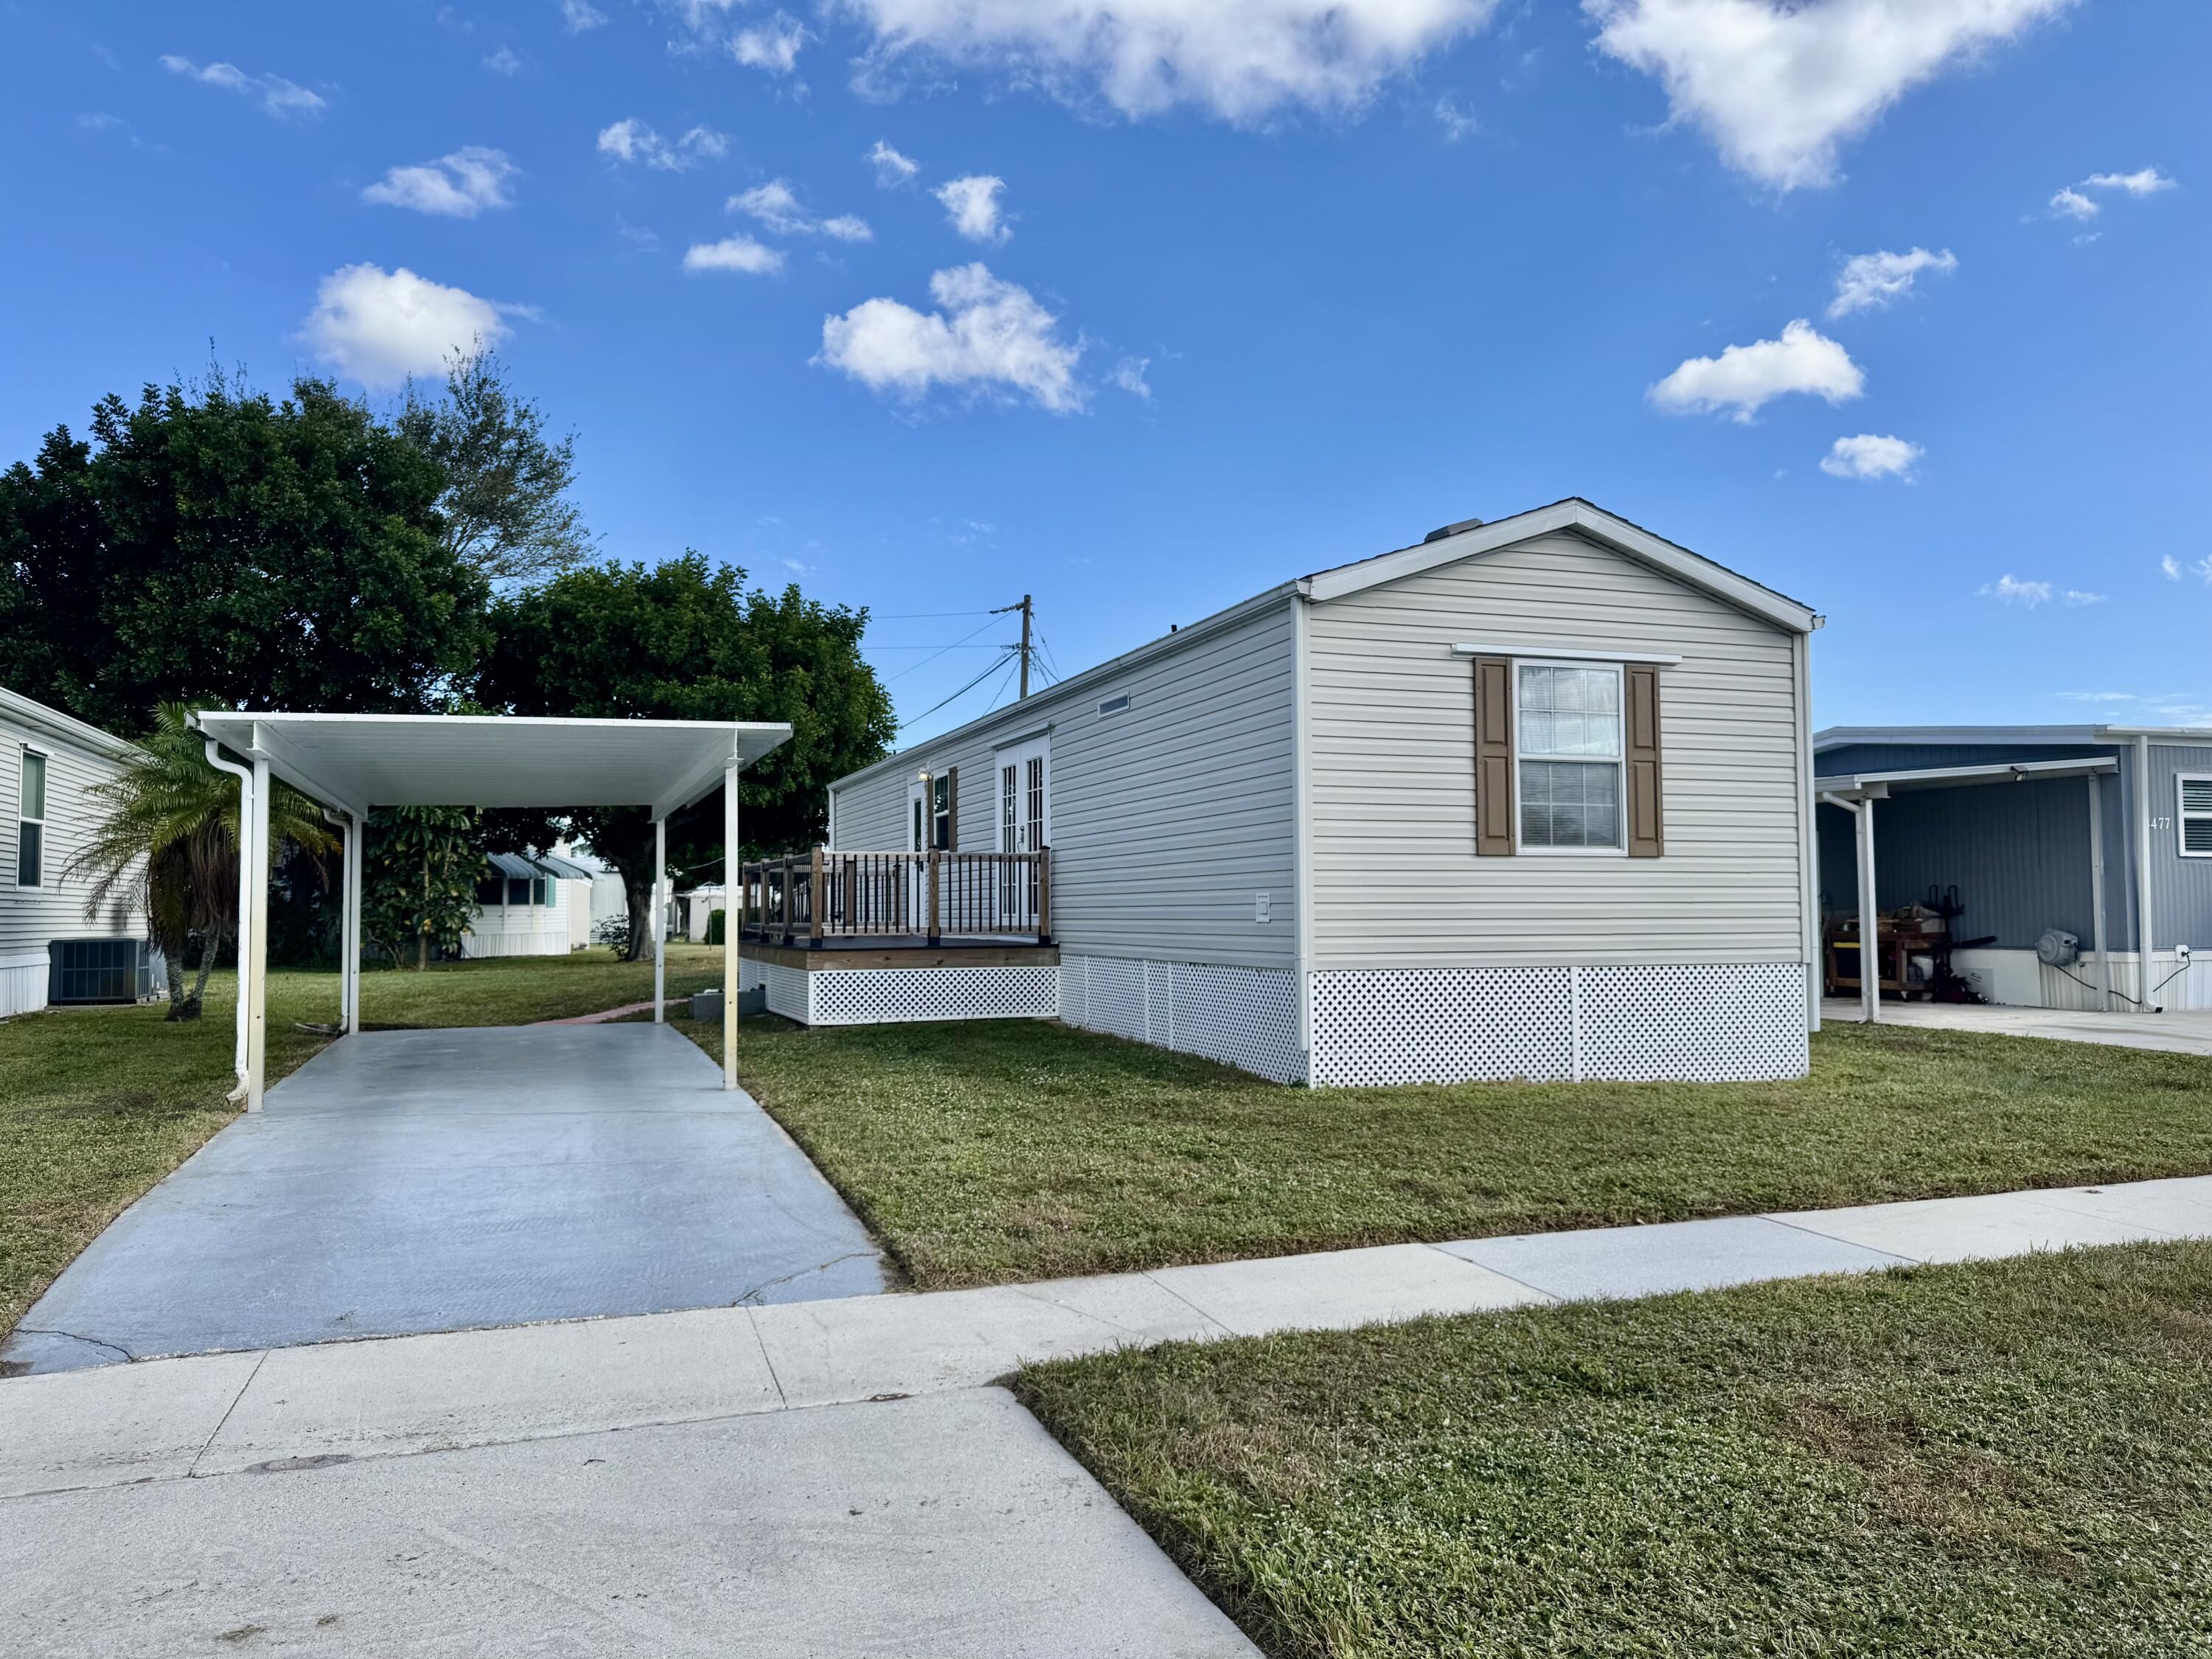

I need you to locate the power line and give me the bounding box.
[881,616,1009,684]
[898,646,1020,730]
[867,609,997,620]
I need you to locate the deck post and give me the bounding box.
[1035,846,1051,943]
[781,853,794,944]
[810,846,824,944]
[245,755,272,1111]
[724,765,740,1091]
[927,849,941,945]
[653,815,666,1024]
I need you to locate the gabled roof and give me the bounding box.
[0,686,138,761]
[1299,498,1820,633]
[832,496,1815,791]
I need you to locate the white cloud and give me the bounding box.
[868,139,920,187]
[730,180,874,241]
[2063,590,2107,607]
[684,234,787,275]
[2162,555,2182,581]
[1650,319,1863,422]
[158,55,325,120]
[936,175,1009,243]
[1979,574,2052,608]
[597,119,730,170]
[1111,356,1152,398]
[296,265,512,391]
[2048,166,2176,220]
[1828,246,1955,318]
[733,11,810,72]
[361,147,518,218]
[483,45,522,74]
[1820,433,1921,479]
[2084,167,2175,197]
[562,0,609,29]
[1433,95,1479,141]
[818,262,1085,412]
[2196,557,2212,586]
[832,0,1505,123]
[1585,0,2073,190]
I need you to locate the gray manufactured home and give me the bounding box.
[1816,725,2212,1012]
[745,498,1822,1086]
[1,686,152,1018]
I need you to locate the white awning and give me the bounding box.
[191,712,792,820]
[1812,756,2118,802]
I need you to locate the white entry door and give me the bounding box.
[995,737,1049,928]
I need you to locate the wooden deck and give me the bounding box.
[741,939,1060,971]
[737,847,1051,949]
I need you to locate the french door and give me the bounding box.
[995,738,1048,928]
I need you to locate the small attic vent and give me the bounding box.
[1098,694,1132,717]
[1424,516,1486,544]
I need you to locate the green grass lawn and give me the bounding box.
[0,945,723,1339]
[1018,1240,2212,1658]
[681,1014,2212,1290]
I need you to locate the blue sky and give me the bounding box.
[1,0,2202,742]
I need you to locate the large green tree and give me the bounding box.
[361,807,482,971]
[0,372,488,733]
[476,554,894,959]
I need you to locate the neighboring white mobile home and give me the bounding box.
[773,499,1821,1085]
[1,687,153,1018]
[461,849,597,959]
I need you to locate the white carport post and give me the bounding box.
[244,755,273,1112]
[653,815,667,1024]
[1818,787,1880,1026]
[723,764,739,1091]
[204,740,255,1092]
[2087,771,2112,1012]
[344,810,364,1034]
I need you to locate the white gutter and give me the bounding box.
[203,740,254,1098]
[1793,630,1820,1034]
[1290,591,1315,1085]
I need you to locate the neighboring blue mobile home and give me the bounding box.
[1814,726,2212,1011]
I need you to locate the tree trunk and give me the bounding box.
[417,846,431,970]
[622,865,654,962]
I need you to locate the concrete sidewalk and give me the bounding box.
[9,1174,2212,1656]
[1822,996,2212,1057]
[10,1171,2211,1502]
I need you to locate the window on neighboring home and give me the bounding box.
[1515,664,1624,851]
[476,874,504,905]
[2180,776,2212,858]
[533,877,550,905]
[17,749,46,887]
[507,877,532,907]
[930,770,956,851]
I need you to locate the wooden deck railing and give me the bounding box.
[737,848,1051,945]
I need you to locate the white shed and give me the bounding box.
[793,498,1823,1087]
[1,687,153,1018]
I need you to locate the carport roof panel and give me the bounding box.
[192,712,792,818]
[1814,756,2118,799]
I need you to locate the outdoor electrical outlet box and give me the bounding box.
[1254,892,1271,924]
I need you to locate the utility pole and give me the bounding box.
[992,594,1035,698]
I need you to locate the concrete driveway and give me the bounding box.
[1823,998,2212,1057]
[0,1023,884,1376]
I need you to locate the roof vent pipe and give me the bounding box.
[1424,516,1485,543]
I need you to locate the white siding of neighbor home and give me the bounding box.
[1305,529,1806,969]
[1,704,147,1015]
[832,600,1298,970]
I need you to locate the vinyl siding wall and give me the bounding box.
[1,712,146,982]
[1306,529,1806,969]
[830,601,1298,969]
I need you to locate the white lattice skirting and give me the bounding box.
[742,957,1057,1026]
[1309,963,1809,1088]
[1059,955,1304,1084]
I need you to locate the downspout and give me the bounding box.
[1290,585,1316,1085]
[204,737,254,1099]
[2137,733,2157,1009]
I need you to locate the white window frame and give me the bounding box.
[2179,773,2212,859]
[1511,659,1627,858]
[16,745,47,888]
[992,735,1051,854]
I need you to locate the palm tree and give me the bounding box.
[68,703,338,1020]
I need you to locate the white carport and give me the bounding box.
[1815,755,2121,1023]
[191,712,792,1110]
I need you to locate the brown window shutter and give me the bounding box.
[1473,656,1515,857]
[945,766,959,850]
[1626,663,1664,858]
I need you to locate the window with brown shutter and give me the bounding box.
[1473,656,1515,856]
[1625,663,1663,858]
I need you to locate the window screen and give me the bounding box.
[2182,776,2212,858]
[17,750,46,886]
